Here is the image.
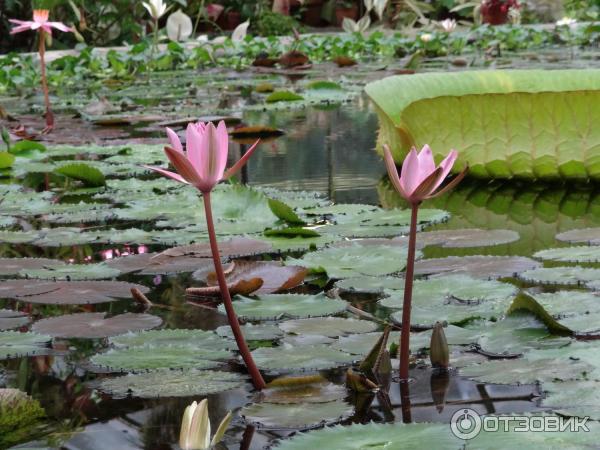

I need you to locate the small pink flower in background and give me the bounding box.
[10,9,73,35]
[383,144,465,204]
[206,3,224,21]
[146,121,259,193]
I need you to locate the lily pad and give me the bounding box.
[379,275,517,308]
[109,329,232,350]
[0,310,29,331]
[335,276,404,295]
[543,381,600,420]
[518,267,600,286]
[460,356,591,384]
[8,280,149,305]
[0,331,52,360]
[556,228,600,245]
[251,345,356,372]
[241,400,353,429]
[20,263,121,281]
[286,243,412,279]
[260,379,347,404]
[97,369,245,398]
[156,237,273,259]
[417,229,520,248]
[533,246,600,263]
[31,312,162,338]
[90,345,231,372]
[273,423,460,450]
[278,317,377,337]
[414,255,542,279]
[223,294,347,321]
[216,323,283,341]
[0,258,66,276]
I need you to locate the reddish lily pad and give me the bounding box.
[417,229,520,248]
[31,312,162,338]
[0,309,29,331]
[155,237,273,260]
[414,256,541,279]
[139,256,214,275]
[198,261,307,296]
[104,253,158,273]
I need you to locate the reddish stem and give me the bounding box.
[202,191,266,390]
[399,202,419,381]
[38,30,54,131]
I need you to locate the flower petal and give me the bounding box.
[383,144,408,200]
[48,21,73,32]
[223,138,259,180]
[417,145,436,179]
[186,122,206,178]
[164,146,204,188]
[166,127,183,153]
[410,166,442,203]
[10,22,34,34]
[143,165,189,185]
[427,165,468,200]
[430,149,458,193]
[214,120,229,179]
[399,147,421,197]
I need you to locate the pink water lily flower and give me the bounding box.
[10,9,72,35]
[383,144,466,204]
[146,121,259,193]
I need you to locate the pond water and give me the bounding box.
[2,52,600,449]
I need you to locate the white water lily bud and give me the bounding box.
[231,20,250,42]
[167,9,192,41]
[142,0,167,19]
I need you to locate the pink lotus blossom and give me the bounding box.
[383,144,465,204]
[10,9,73,36]
[206,3,224,21]
[146,121,259,193]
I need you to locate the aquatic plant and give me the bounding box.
[146,121,265,389]
[179,399,232,450]
[382,143,466,380]
[143,0,169,61]
[9,9,72,133]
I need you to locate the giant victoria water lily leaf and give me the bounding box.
[365,70,600,180]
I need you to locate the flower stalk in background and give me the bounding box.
[383,144,467,381]
[142,0,169,62]
[9,10,73,133]
[145,121,265,390]
[179,399,232,450]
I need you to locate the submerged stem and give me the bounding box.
[398,202,419,381]
[202,191,266,390]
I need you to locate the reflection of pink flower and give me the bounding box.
[10,9,73,35]
[145,121,259,193]
[206,3,224,21]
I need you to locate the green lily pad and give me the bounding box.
[286,243,413,279]
[379,275,517,308]
[223,294,347,321]
[543,381,600,420]
[460,356,592,384]
[260,380,347,404]
[54,163,106,187]
[97,369,246,398]
[251,345,356,372]
[258,234,341,252]
[90,345,231,372]
[273,422,460,450]
[0,258,66,276]
[216,323,283,341]
[0,230,39,244]
[109,329,232,350]
[518,267,600,286]
[534,246,600,263]
[20,263,121,281]
[278,317,377,337]
[0,331,52,360]
[266,91,304,103]
[335,276,404,295]
[418,229,520,248]
[241,399,353,429]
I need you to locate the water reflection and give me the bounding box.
[379,178,600,255]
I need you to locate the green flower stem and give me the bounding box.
[398,202,419,381]
[202,191,266,390]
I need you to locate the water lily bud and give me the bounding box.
[429,321,449,369]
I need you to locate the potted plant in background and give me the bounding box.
[480,0,520,25]
[335,0,359,25]
[301,0,326,26]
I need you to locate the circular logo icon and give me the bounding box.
[450,408,482,440]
